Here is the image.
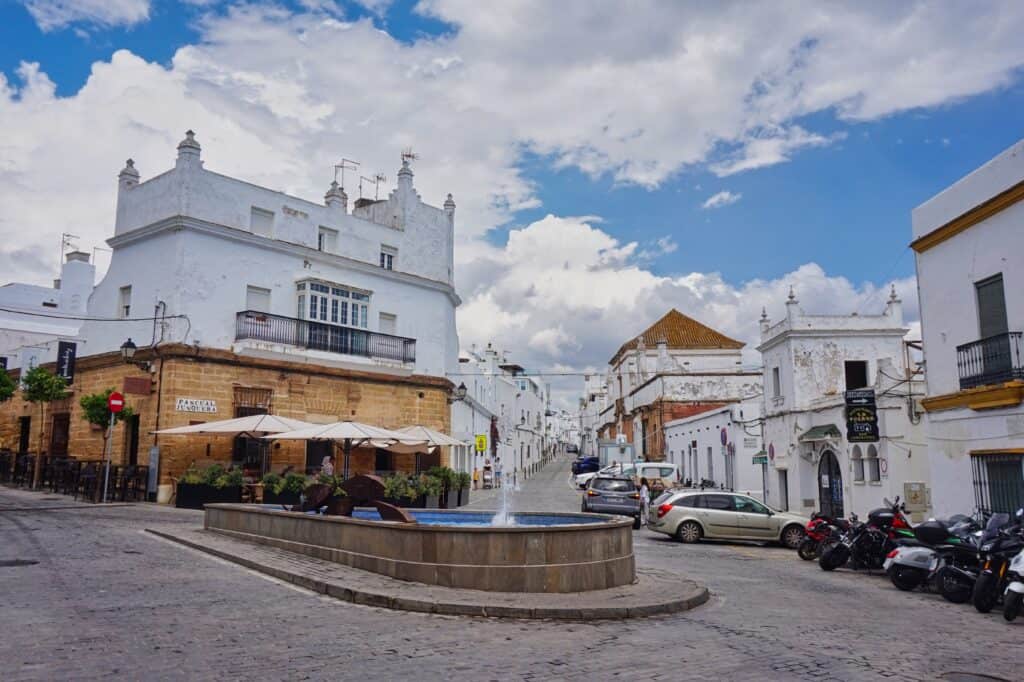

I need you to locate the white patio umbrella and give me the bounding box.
[265,421,427,479]
[394,425,469,447]
[153,414,316,436]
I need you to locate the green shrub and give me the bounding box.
[201,463,226,486]
[180,465,204,485]
[281,472,309,495]
[456,472,471,489]
[383,474,415,500]
[213,468,243,489]
[419,474,443,498]
[261,472,283,492]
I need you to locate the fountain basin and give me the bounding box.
[203,504,635,593]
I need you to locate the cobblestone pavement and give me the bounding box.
[1,462,1020,681]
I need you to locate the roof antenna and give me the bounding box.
[359,173,387,200]
[60,232,80,266]
[401,148,419,164]
[333,158,359,190]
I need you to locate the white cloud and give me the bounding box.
[1,2,1020,405]
[702,190,742,210]
[21,0,150,31]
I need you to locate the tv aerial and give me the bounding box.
[333,158,359,189]
[401,148,419,164]
[359,173,387,200]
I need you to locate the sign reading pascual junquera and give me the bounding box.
[175,398,218,414]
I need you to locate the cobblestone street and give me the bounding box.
[1,459,1020,681]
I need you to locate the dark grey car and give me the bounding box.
[582,476,642,529]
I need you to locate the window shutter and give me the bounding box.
[976,274,1008,339]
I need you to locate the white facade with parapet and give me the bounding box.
[0,251,95,370]
[913,138,1024,517]
[79,131,460,378]
[758,289,931,519]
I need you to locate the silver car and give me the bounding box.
[582,476,642,529]
[647,490,807,549]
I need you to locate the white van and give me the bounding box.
[620,462,680,491]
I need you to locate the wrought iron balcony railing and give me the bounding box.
[957,331,1023,390]
[235,311,416,365]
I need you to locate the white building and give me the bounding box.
[77,131,459,378]
[0,251,94,371]
[664,399,765,499]
[913,138,1024,517]
[758,289,931,519]
[579,372,608,457]
[450,344,549,480]
[546,408,579,457]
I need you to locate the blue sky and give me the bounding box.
[2,1,1023,377]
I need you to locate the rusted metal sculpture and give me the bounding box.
[288,474,415,524]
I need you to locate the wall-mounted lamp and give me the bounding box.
[447,382,468,404]
[120,337,152,372]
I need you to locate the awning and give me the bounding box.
[798,424,841,442]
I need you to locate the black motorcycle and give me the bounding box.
[819,498,912,572]
[971,510,1024,613]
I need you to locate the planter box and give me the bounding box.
[439,488,453,509]
[175,483,242,510]
[263,490,300,506]
[424,494,440,509]
[383,496,423,509]
[457,487,470,507]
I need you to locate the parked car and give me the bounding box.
[574,463,622,489]
[648,490,807,549]
[571,456,600,476]
[582,476,642,529]
[620,462,680,493]
[566,444,579,454]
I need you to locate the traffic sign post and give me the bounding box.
[102,392,125,503]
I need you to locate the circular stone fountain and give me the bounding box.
[202,504,635,593]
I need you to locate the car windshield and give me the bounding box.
[592,478,635,492]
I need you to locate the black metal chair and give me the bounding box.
[76,463,99,501]
[60,460,82,496]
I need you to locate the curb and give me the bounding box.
[146,528,709,620]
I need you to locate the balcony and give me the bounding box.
[235,311,416,365]
[957,331,1024,390]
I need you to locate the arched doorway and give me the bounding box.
[818,450,844,517]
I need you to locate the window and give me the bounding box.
[317,227,338,253]
[975,274,1008,339]
[772,367,781,396]
[379,313,396,335]
[380,245,397,270]
[971,452,1024,514]
[778,470,789,511]
[866,444,880,482]
[118,286,132,319]
[703,494,733,510]
[250,207,274,237]
[707,446,714,481]
[246,285,271,313]
[296,280,368,328]
[845,361,869,390]
[674,495,702,508]
[592,478,635,492]
[733,496,768,514]
[852,445,864,482]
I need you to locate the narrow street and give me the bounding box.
[0,461,1019,681]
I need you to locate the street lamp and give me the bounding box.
[447,382,468,404]
[120,337,151,371]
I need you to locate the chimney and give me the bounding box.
[397,157,414,194]
[175,130,202,170]
[759,307,770,336]
[325,180,348,213]
[59,250,95,315]
[118,158,140,191]
[785,286,800,322]
[444,193,455,223]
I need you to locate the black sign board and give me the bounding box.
[845,389,878,442]
[56,341,77,385]
[0,356,7,370]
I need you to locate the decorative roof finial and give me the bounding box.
[787,286,796,303]
[119,158,140,183]
[760,307,768,322]
[889,283,900,302]
[444,193,455,210]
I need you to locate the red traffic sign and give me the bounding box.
[108,391,125,413]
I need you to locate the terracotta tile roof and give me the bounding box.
[610,309,744,365]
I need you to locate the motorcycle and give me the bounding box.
[798,512,852,561]
[972,509,1024,613]
[882,514,981,597]
[819,497,912,572]
[1004,547,1024,622]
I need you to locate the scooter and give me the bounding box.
[972,509,1024,613]
[819,497,912,572]
[1003,547,1024,622]
[883,515,980,596]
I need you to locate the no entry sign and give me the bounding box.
[108,391,125,413]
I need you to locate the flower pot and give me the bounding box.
[439,488,453,509]
[424,494,440,509]
[457,487,470,506]
[175,483,242,509]
[263,490,301,506]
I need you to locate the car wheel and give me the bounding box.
[781,524,805,550]
[675,520,702,543]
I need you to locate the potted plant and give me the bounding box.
[383,474,421,508]
[263,472,307,505]
[456,471,471,506]
[175,464,244,509]
[428,466,460,508]
[420,474,443,509]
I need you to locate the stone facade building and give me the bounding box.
[0,131,458,497]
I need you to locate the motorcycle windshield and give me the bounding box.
[981,513,1011,542]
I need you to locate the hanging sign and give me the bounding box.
[845,389,879,443]
[175,398,218,413]
[474,434,487,452]
[56,341,77,384]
